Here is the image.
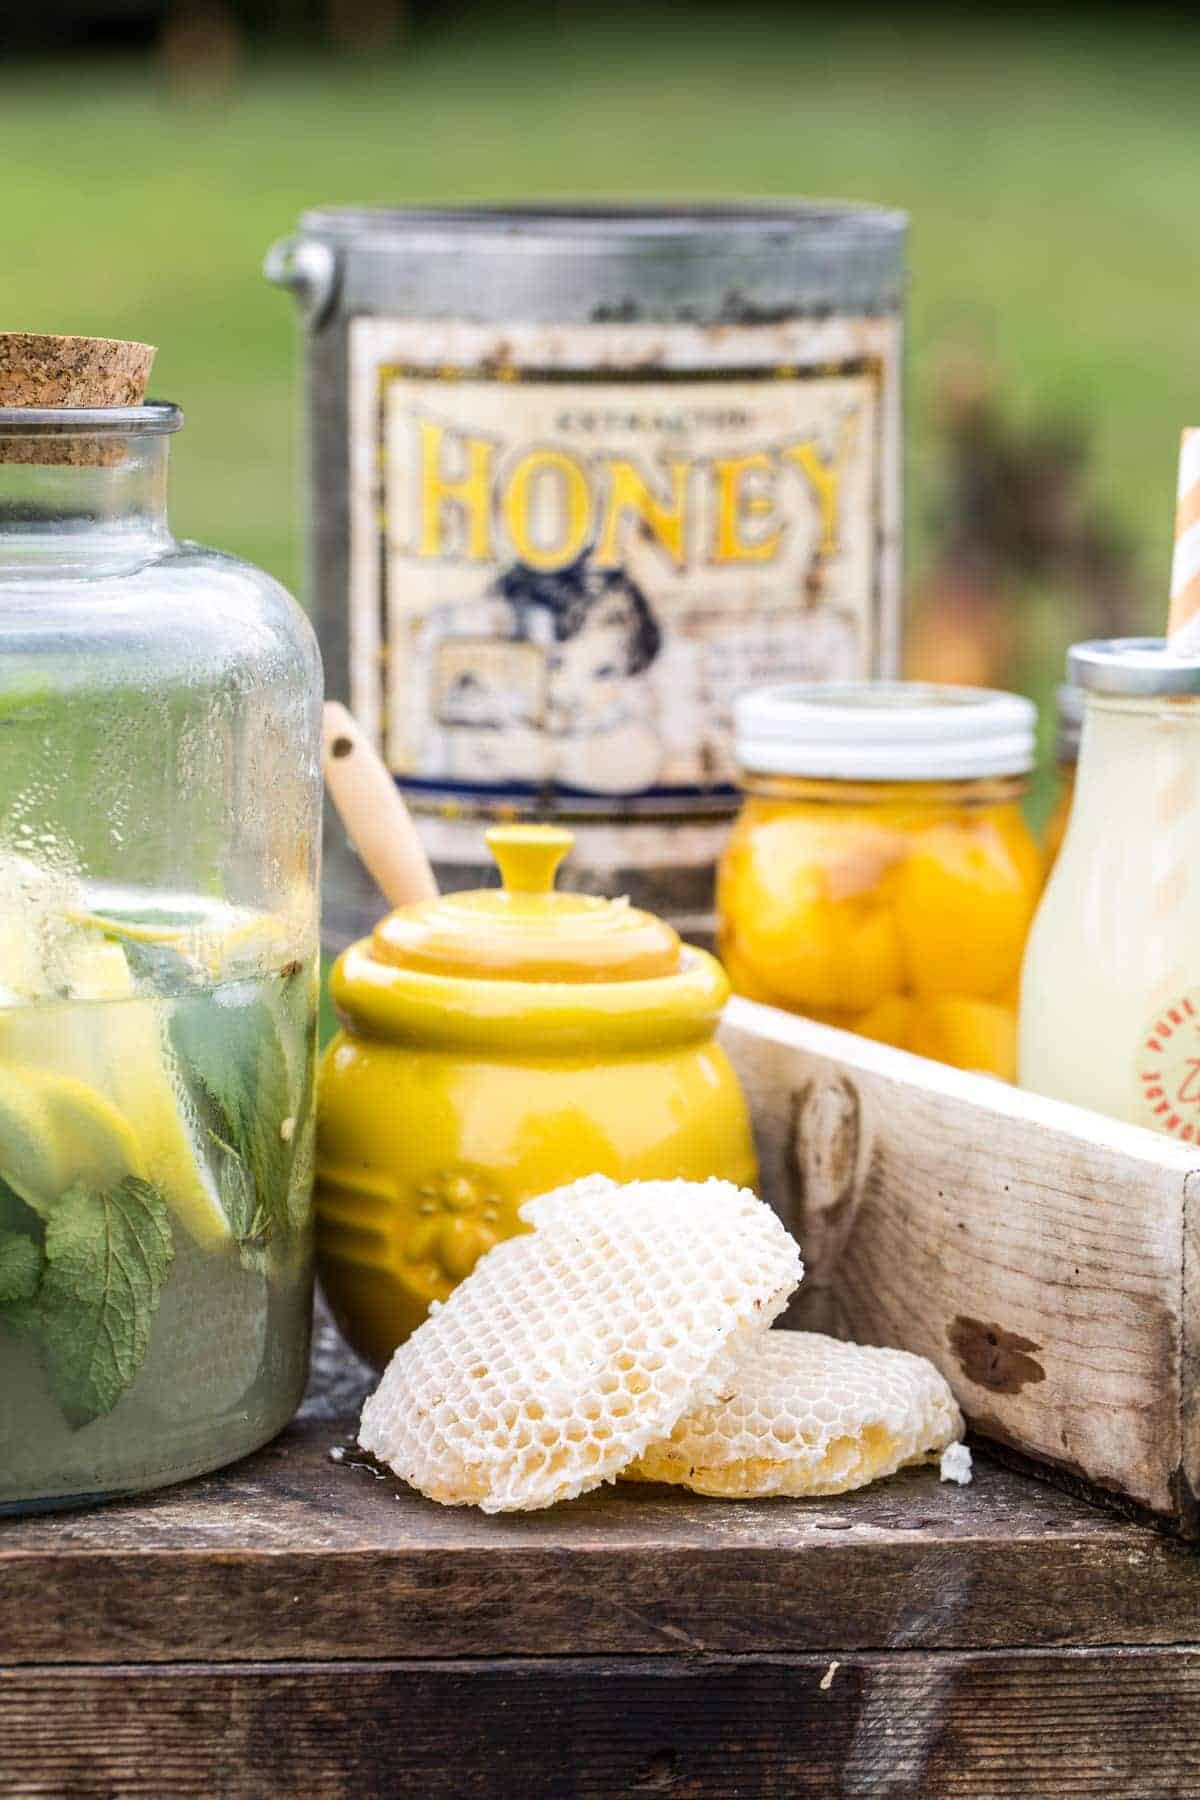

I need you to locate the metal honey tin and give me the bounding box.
[266,203,906,943]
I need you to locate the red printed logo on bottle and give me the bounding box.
[1137,992,1200,1140]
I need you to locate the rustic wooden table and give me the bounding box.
[4,1308,1200,1800]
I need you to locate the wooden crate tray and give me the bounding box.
[4,1411,1200,1796]
[721,996,1200,1534]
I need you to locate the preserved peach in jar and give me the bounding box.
[718,683,1041,1080]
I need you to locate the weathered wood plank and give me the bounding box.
[3,1418,1200,1666]
[1181,1169,1200,1523]
[721,997,1200,1527]
[3,1650,1198,1798]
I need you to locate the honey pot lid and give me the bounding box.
[369,825,683,983]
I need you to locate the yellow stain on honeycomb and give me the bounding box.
[626,1329,964,1498]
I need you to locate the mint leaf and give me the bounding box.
[285,1040,317,1237]
[170,979,311,1259]
[169,993,261,1141]
[210,1130,271,1274]
[246,1010,293,1228]
[0,1172,37,1237]
[0,1183,44,1330]
[0,1230,42,1304]
[211,1131,257,1240]
[117,934,196,996]
[35,1177,174,1427]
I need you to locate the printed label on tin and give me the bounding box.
[1136,990,1200,1140]
[348,316,900,817]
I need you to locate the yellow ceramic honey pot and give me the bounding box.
[316,824,758,1367]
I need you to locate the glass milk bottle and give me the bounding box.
[0,343,322,1511]
[1041,684,1082,873]
[1020,639,1200,1137]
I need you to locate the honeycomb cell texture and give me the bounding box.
[627,1330,964,1498]
[358,1175,803,1512]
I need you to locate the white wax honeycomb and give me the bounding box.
[359,1175,803,1513]
[939,1441,973,1486]
[627,1330,964,1498]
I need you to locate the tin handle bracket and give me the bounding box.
[263,235,340,330]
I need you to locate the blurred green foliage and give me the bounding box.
[4,7,1199,736]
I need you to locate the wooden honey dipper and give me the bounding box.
[322,702,438,909]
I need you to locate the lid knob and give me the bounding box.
[487,824,574,896]
[368,822,682,985]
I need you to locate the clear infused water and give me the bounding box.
[0,880,317,1510]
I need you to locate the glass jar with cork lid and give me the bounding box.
[0,336,322,1512]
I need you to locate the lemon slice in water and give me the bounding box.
[0,1062,146,1214]
[0,938,233,1249]
[62,940,232,1250]
[0,855,93,1003]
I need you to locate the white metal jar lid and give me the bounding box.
[1067,636,1200,696]
[734,681,1037,781]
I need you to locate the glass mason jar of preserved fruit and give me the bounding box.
[1042,684,1081,872]
[718,682,1040,1080]
[0,395,322,1511]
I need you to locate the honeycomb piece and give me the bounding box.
[939,1441,973,1486]
[359,1175,803,1513]
[626,1330,964,1498]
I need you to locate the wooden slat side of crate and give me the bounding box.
[720,997,1200,1530]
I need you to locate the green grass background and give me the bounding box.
[5,7,1199,712]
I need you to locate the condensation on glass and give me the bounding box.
[0,402,322,1511]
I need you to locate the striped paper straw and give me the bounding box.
[1168,427,1200,646]
[1145,709,1197,1054]
[1147,430,1200,1050]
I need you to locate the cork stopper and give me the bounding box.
[0,334,156,465]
